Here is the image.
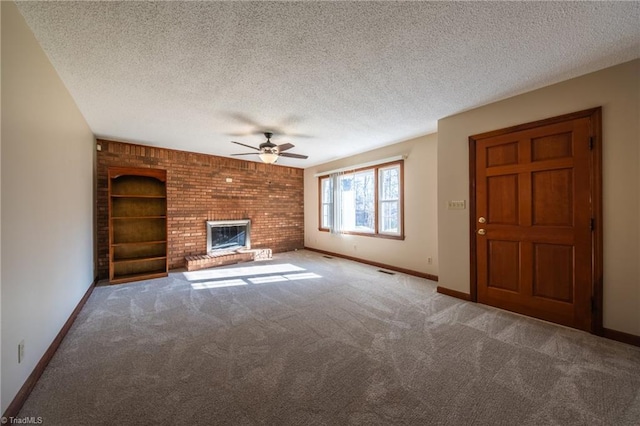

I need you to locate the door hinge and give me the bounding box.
[589,137,594,150]
[590,218,595,231]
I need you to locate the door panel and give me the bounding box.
[533,243,574,303]
[531,132,573,161]
[487,175,519,224]
[471,110,600,331]
[487,141,519,167]
[488,240,520,292]
[531,169,573,226]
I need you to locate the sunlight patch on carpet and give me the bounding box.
[188,266,323,289]
[248,272,322,285]
[190,279,248,290]
[183,263,305,281]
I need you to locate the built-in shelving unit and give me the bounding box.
[108,167,168,284]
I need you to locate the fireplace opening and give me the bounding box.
[206,219,251,253]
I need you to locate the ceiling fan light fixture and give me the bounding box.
[231,131,306,163]
[259,152,279,164]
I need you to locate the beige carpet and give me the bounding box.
[19,250,640,425]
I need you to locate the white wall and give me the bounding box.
[0,1,3,408]
[304,133,438,277]
[1,1,95,412]
[438,60,640,336]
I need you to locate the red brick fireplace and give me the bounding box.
[96,139,304,278]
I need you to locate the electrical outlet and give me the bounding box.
[427,257,433,265]
[18,340,25,364]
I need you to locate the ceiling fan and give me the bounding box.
[231,132,308,164]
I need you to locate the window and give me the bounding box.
[319,161,403,238]
[320,177,333,229]
[339,169,375,233]
[379,165,400,235]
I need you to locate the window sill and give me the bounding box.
[317,228,405,240]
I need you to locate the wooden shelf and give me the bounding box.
[111,216,167,220]
[113,255,167,264]
[112,218,166,245]
[110,270,168,285]
[111,241,166,247]
[109,167,168,284]
[110,194,166,199]
[111,197,166,217]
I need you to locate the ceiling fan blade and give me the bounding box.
[231,141,260,151]
[279,152,308,159]
[277,143,295,152]
[231,153,260,156]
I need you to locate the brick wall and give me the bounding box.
[96,139,304,278]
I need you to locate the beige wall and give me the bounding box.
[0,0,3,408]
[304,133,438,276]
[1,1,95,412]
[438,59,640,336]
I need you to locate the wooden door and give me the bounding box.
[470,108,602,332]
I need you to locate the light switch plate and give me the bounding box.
[448,200,466,210]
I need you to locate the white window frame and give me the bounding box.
[378,164,402,237]
[318,160,403,239]
[320,177,333,230]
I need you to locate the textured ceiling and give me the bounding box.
[16,1,640,167]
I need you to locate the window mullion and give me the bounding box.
[373,167,382,234]
[331,174,339,233]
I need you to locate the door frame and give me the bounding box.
[468,107,603,334]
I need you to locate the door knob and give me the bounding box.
[477,229,486,235]
[478,217,486,224]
